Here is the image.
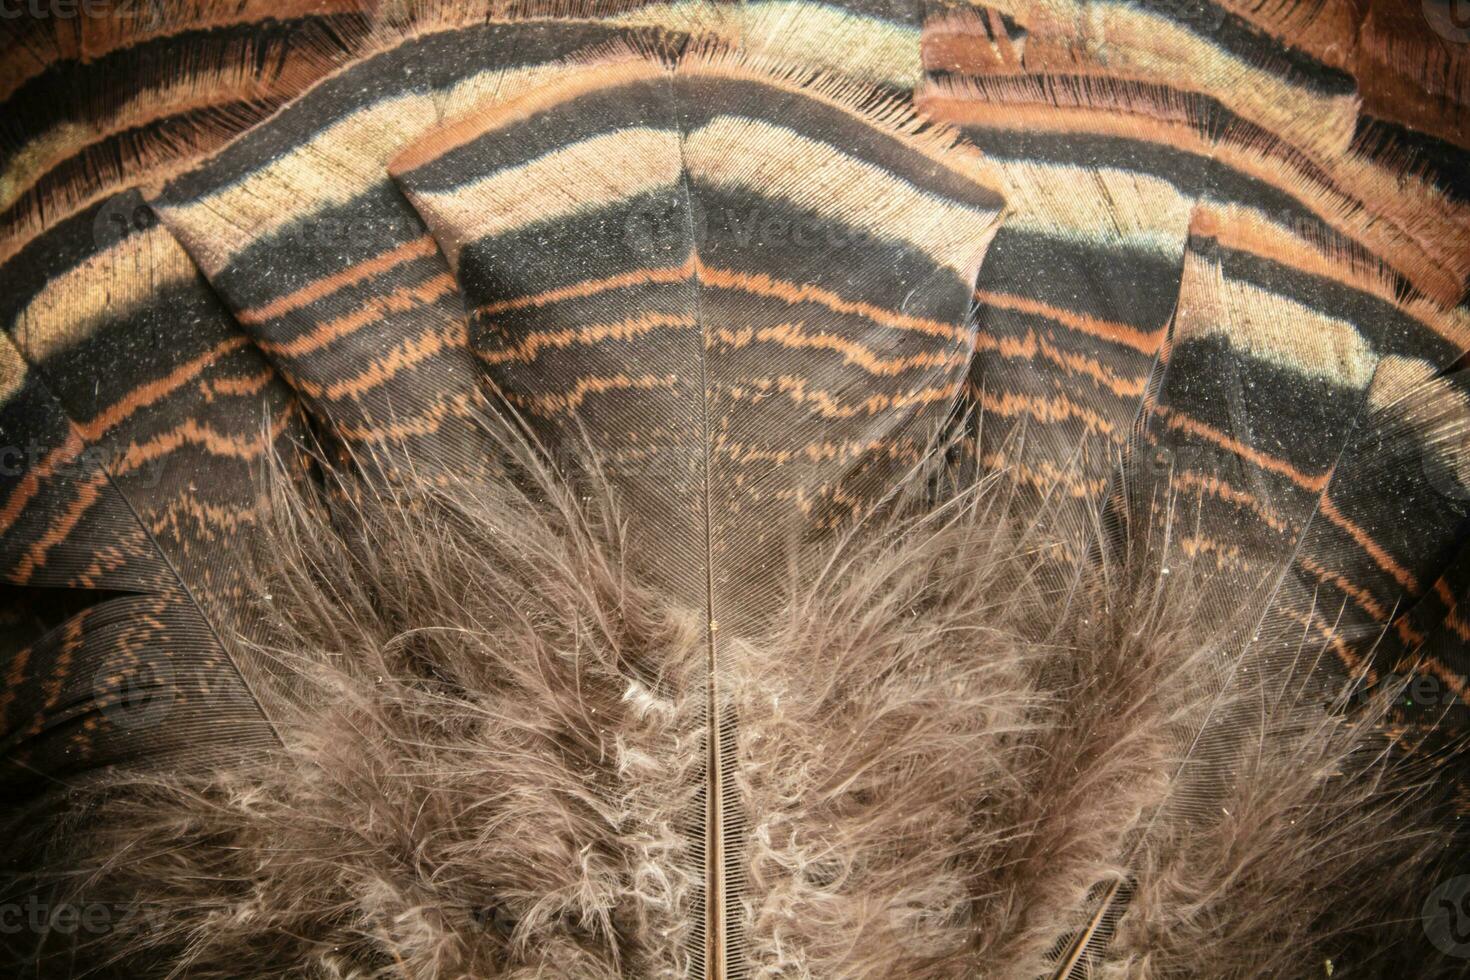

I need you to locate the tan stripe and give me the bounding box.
[686,116,998,278]
[1175,255,1378,391]
[999,158,1190,256]
[918,83,1208,155]
[921,81,1468,306]
[391,57,666,174]
[1192,203,1400,307]
[1,65,307,215]
[432,63,577,129]
[12,226,196,361]
[156,92,436,275]
[981,0,1357,157]
[682,47,1002,194]
[404,126,683,271]
[1192,204,1469,353]
[1367,355,1438,410]
[79,0,363,58]
[0,331,26,404]
[735,0,921,87]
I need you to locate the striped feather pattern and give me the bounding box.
[0,1,1468,976]
[0,186,309,800]
[392,47,1003,970]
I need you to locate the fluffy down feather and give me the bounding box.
[0,414,1458,979]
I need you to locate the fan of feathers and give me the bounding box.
[0,0,1469,977]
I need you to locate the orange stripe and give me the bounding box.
[979,328,1148,399]
[1278,605,1376,684]
[0,630,33,720]
[203,367,275,400]
[1154,406,1429,610]
[712,322,970,376]
[239,236,439,325]
[479,259,696,316]
[1435,578,1470,644]
[1153,406,1331,493]
[1317,495,1420,595]
[478,258,973,343]
[11,469,107,585]
[0,429,84,538]
[972,387,1119,438]
[506,373,679,415]
[482,314,697,366]
[1171,468,1290,534]
[1176,532,1244,567]
[78,336,249,441]
[981,449,1106,499]
[148,496,259,538]
[1298,553,1393,625]
[115,407,293,474]
[700,263,970,342]
[257,274,456,358]
[292,324,467,401]
[39,615,85,708]
[1396,653,1470,705]
[733,375,961,419]
[975,289,1164,355]
[334,390,477,444]
[391,58,666,173]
